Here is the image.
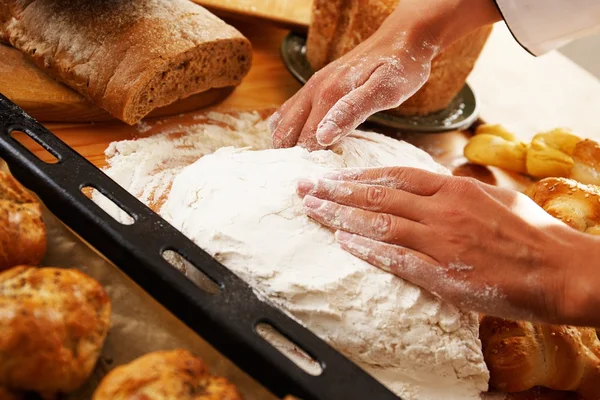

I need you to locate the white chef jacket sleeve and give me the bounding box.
[494,0,600,55]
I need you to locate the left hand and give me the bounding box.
[296,167,596,325]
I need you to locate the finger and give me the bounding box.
[296,65,375,151]
[297,178,428,221]
[315,65,408,146]
[303,195,429,250]
[324,167,448,196]
[271,91,313,149]
[335,230,442,292]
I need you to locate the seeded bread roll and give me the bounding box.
[0,0,252,125]
[306,0,492,116]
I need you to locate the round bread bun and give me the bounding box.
[0,266,111,396]
[92,349,242,400]
[570,139,600,186]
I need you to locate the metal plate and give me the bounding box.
[280,32,480,133]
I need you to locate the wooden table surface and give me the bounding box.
[6,20,600,190]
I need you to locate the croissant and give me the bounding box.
[526,129,581,179]
[480,317,600,399]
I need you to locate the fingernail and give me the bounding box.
[324,168,361,181]
[272,134,283,149]
[316,120,343,146]
[296,178,316,196]
[302,195,324,210]
[335,230,354,243]
[268,111,281,133]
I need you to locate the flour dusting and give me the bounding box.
[96,111,489,399]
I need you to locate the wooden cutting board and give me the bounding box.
[192,0,311,33]
[0,0,310,124]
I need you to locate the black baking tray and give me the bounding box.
[0,93,399,400]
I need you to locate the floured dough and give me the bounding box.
[160,130,489,400]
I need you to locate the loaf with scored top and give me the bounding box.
[306,0,492,116]
[0,0,252,124]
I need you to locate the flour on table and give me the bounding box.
[97,112,489,400]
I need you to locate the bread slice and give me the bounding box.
[0,0,252,125]
[306,0,491,116]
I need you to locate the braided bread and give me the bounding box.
[464,125,600,185]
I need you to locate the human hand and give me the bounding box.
[270,0,502,151]
[269,23,437,151]
[296,167,600,326]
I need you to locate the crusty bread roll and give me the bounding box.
[480,316,600,399]
[306,0,492,116]
[92,349,241,400]
[0,0,252,125]
[527,177,600,235]
[0,171,46,270]
[0,266,111,396]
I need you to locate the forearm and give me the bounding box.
[559,232,600,327]
[380,0,501,55]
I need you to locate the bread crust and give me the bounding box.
[92,349,242,400]
[306,0,492,116]
[1,0,252,124]
[0,171,46,270]
[0,266,111,395]
[480,316,600,399]
[527,177,600,235]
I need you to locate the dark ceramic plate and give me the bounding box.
[280,32,480,133]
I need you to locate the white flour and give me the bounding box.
[97,112,489,399]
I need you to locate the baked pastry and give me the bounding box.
[306,0,493,116]
[480,317,600,400]
[464,125,600,184]
[0,266,111,396]
[463,124,528,174]
[0,170,46,270]
[92,349,242,400]
[570,139,600,186]
[0,0,252,125]
[527,177,600,235]
[526,130,581,179]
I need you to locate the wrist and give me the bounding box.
[383,0,501,54]
[554,231,600,327]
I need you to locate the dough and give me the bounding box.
[160,130,489,400]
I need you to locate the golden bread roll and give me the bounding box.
[92,349,242,400]
[306,0,492,116]
[526,130,581,179]
[0,266,111,396]
[480,316,600,399]
[464,124,528,173]
[0,171,46,270]
[527,177,600,235]
[570,139,600,186]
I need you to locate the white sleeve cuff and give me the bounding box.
[494,0,600,55]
